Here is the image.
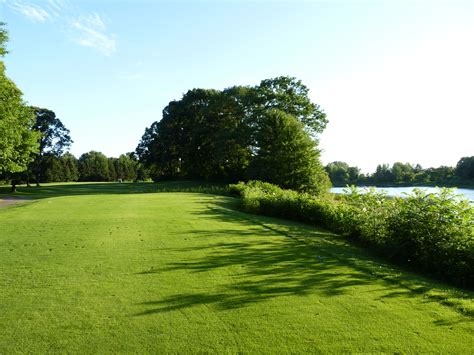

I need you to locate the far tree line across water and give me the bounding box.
[325,159,474,188]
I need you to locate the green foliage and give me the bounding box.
[417,166,456,185]
[387,188,474,284]
[136,76,329,194]
[230,181,347,232]
[0,22,8,57]
[456,156,474,181]
[116,154,138,181]
[29,107,73,185]
[325,161,362,186]
[326,159,473,187]
[42,154,66,182]
[231,181,474,288]
[109,158,117,181]
[391,162,415,183]
[341,186,400,246]
[138,88,252,181]
[78,151,110,182]
[372,163,393,183]
[31,107,72,156]
[59,153,79,181]
[254,76,328,136]
[250,110,330,195]
[30,151,142,184]
[0,24,39,176]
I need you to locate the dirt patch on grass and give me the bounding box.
[0,197,31,209]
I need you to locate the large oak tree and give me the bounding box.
[136,76,330,194]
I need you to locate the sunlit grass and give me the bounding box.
[0,183,472,352]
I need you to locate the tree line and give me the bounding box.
[1,142,145,187]
[8,107,145,184]
[325,158,474,187]
[12,149,145,185]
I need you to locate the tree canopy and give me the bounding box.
[32,107,72,157]
[325,161,361,186]
[136,77,330,194]
[456,156,474,180]
[0,22,8,57]
[0,23,39,179]
[28,107,73,185]
[253,76,327,136]
[250,109,330,194]
[78,151,111,182]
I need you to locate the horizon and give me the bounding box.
[1,0,473,173]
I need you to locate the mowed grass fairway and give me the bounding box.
[0,183,473,353]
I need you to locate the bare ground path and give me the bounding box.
[0,196,31,208]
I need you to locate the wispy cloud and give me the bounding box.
[46,0,69,18]
[71,13,116,56]
[9,1,51,23]
[47,0,66,12]
[4,0,117,56]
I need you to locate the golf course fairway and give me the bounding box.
[0,183,472,353]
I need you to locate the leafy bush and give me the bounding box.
[230,180,338,227]
[387,188,474,285]
[341,186,400,247]
[230,181,474,288]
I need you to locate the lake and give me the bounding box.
[331,186,474,202]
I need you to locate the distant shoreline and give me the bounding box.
[331,183,474,189]
[330,185,474,202]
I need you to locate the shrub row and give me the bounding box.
[229,181,474,288]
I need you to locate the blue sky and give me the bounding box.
[1,0,473,173]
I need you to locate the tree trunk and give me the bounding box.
[11,180,17,193]
[35,157,42,187]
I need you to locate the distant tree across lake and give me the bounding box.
[325,157,474,187]
[325,161,362,186]
[456,156,474,181]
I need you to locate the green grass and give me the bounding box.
[0,183,473,352]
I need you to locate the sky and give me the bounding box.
[1,0,473,173]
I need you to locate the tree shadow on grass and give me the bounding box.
[135,231,372,316]
[135,199,474,322]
